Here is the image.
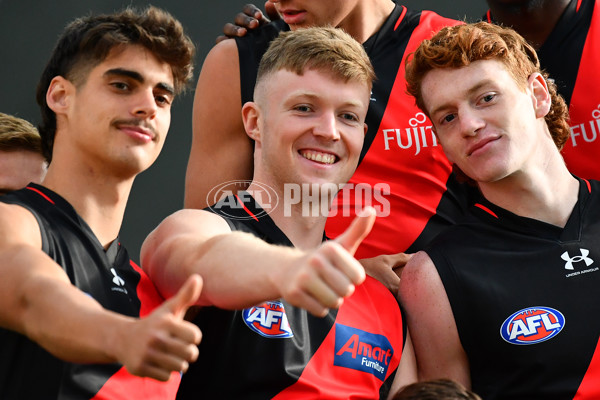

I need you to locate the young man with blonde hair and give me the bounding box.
[0,112,46,194]
[142,27,415,399]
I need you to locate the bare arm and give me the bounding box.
[0,203,202,381]
[185,39,254,209]
[398,251,471,386]
[141,208,376,316]
[387,332,417,399]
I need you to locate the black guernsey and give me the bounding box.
[0,184,180,400]
[176,193,406,399]
[427,178,600,399]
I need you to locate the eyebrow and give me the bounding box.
[104,68,175,95]
[287,91,366,108]
[429,79,496,117]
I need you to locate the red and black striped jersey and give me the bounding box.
[487,0,600,181]
[0,184,180,399]
[175,193,406,399]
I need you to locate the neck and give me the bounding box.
[247,182,329,250]
[478,152,579,228]
[338,0,396,43]
[487,0,571,49]
[42,157,135,249]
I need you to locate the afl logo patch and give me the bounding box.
[242,301,293,338]
[500,306,565,345]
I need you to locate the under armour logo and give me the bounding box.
[561,249,594,270]
[111,268,125,286]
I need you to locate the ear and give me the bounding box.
[46,76,74,115]
[528,72,551,119]
[242,101,262,144]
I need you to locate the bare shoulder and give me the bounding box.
[150,209,232,241]
[194,38,240,101]
[0,202,42,249]
[399,251,439,296]
[186,37,251,209]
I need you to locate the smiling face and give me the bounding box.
[244,68,369,191]
[49,44,174,177]
[267,0,361,32]
[421,59,550,184]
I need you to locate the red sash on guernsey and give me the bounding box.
[325,12,461,259]
[560,0,600,180]
[271,277,403,399]
[90,261,181,400]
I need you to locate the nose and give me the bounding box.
[459,108,485,137]
[132,89,158,119]
[313,112,340,141]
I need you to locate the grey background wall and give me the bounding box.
[0,1,483,262]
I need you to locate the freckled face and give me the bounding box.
[422,59,543,183]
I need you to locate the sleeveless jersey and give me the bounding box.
[487,0,600,180]
[0,184,180,400]
[235,4,476,259]
[176,193,405,399]
[427,178,600,399]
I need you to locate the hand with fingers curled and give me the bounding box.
[360,252,414,296]
[274,207,376,317]
[117,274,203,381]
[216,2,280,43]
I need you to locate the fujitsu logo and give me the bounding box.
[568,105,600,147]
[381,112,439,155]
[561,248,594,270]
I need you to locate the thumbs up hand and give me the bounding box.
[118,274,203,381]
[275,207,376,317]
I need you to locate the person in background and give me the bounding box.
[400,21,600,399]
[0,7,202,399]
[486,0,600,180]
[0,112,47,195]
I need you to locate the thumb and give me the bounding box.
[335,206,376,256]
[164,274,203,319]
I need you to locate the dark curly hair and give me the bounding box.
[405,21,570,151]
[36,6,195,162]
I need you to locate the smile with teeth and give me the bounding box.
[300,150,337,165]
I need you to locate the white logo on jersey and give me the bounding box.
[561,249,594,270]
[370,90,376,102]
[382,112,438,154]
[568,105,600,147]
[111,268,125,286]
